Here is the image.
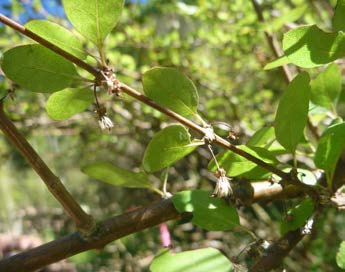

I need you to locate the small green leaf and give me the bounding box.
[46,88,93,120]
[208,145,277,177]
[264,55,290,70]
[82,162,153,189]
[333,0,345,32]
[314,122,345,185]
[62,0,124,46]
[274,72,310,153]
[25,20,88,59]
[336,241,345,269]
[143,125,198,173]
[150,248,233,272]
[283,25,345,68]
[1,44,78,93]
[310,63,342,110]
[280,198,314,234]
[172,190,239,231]
[142,67,199,117]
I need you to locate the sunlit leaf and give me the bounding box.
[283,25,345,68]
[310,63,342,110]
[264,55,290,70]
[274,72,310,153]
[150,248,233,272]
[247,126,275,147]
[82,162,153,189]
[62,0,124,46]
[143,125,199,173]
[1,44,78,92]
[337,241,345,269]
[46,88,93,120]
[142,67,199,117]
[25,20,88,59]
[172,190,239,231]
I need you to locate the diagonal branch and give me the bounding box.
[0,101,95,234]
[0,13,297,182]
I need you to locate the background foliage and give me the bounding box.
[0,0,345,271]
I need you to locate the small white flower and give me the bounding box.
[302,218,314,235]
[211,168,233,198]
[98,115,114,131]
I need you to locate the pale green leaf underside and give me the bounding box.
[150,248,233,272]
[172,190,239,231]
[143,125,197,173]
[310,63,342,110]
[62,0,124,46]
[283,25,345,68]
[82,161,153,189]
[274,72,310,153]
[25,20,88,59]
[143,67,199,117]
[337,241,345,269]
[1,44,78,93]
[314,122,345,184]
[46,88,94,120]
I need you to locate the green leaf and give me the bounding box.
[1,44,78,93]
[336,241,345,269]
[143,125,199,173]
[333,0,345,32]
[310,63,342,110]
[247,126,275,147]
[142,67,199,117]
[264,55,290,70]
[82,162,153,189]
[280,198,314,234]
[46,88,93,120]
[274,72,310,153]
[314,122,345,184]
[172,190,239,231]
[283,25,345,68]
[62,0,124,46]
[25,20,88,59]
[150,248,233,272]
[208,145,277,177]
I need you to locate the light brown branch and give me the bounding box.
[0,101,95,234]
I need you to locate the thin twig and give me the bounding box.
[0,101,95,234]
[0,14,295,183]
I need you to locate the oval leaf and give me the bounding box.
[314,122,345,184]
[283,25,345,68]
[143,125,198,173]
[46,88,93,120]
[172,190,239,231]
[142,67,199,117]
[25,20,88,59]
[310,63,342,110]
[62,0,124,46]
[274,72,310,153]
[82,162,153,189]
[208,145,277,177]
[150,248,233,272]
[1,44,78,93]
[280,198,314,234]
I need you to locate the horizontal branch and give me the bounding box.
[0,182,302,271]
[0,101,95,234]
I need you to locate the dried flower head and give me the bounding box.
[96,106,114,131]
[211,168,233,198]
[101,70,122,96]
